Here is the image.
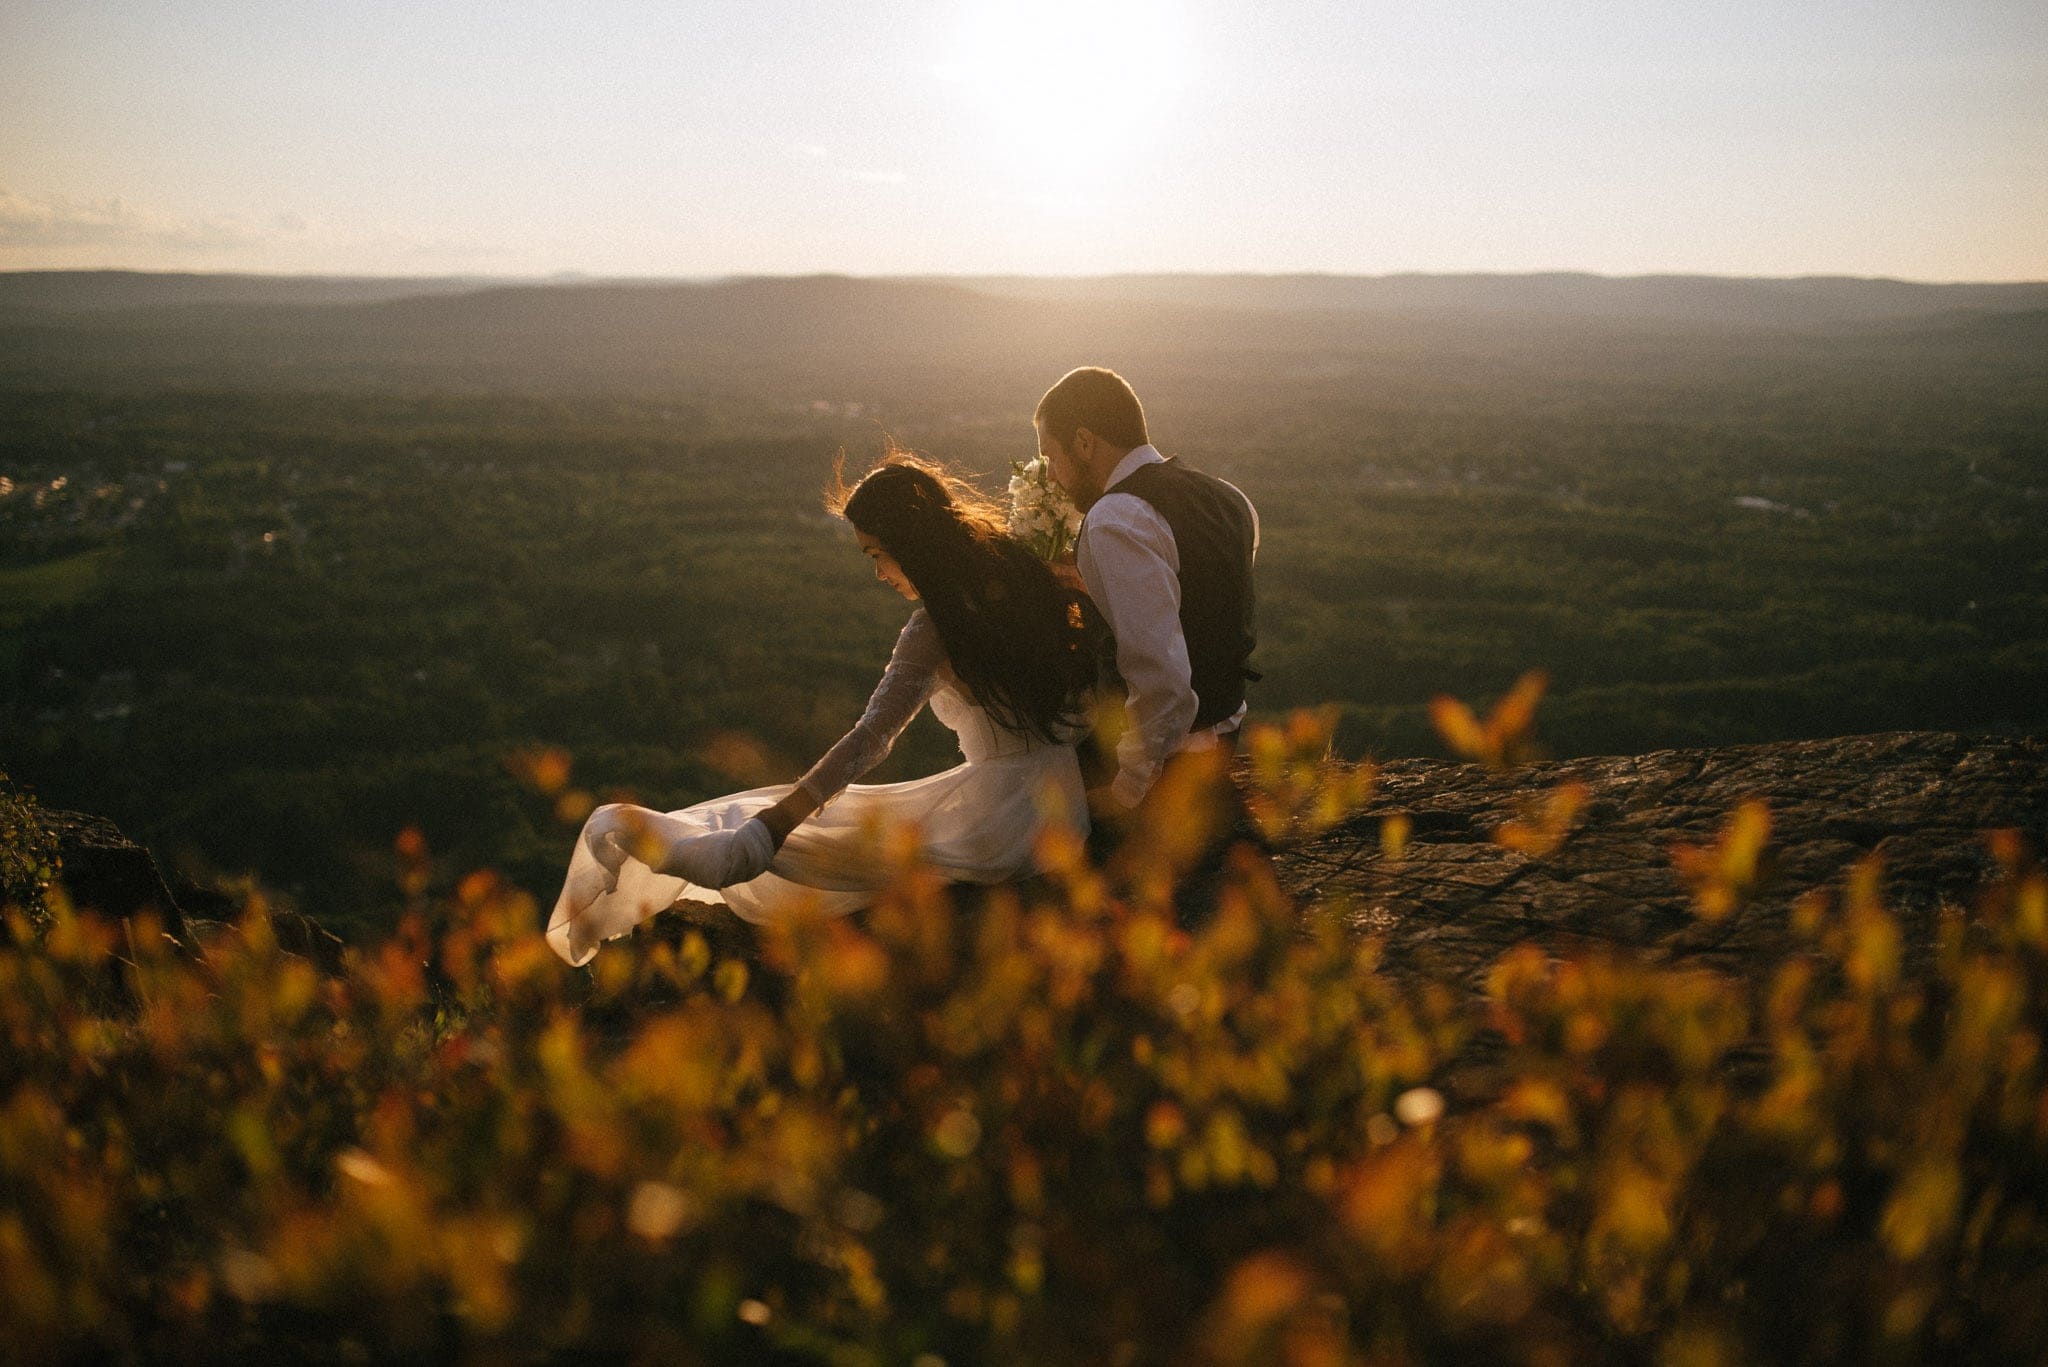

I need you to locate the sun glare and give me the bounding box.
[936,0,1188,183]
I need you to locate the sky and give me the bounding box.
[2,0,2044,281]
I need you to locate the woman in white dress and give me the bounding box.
[546,455,1099,967]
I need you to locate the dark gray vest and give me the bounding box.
[1099,458,1259,731]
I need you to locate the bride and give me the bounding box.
[546,453,1099,966]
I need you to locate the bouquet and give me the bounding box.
[1007,456,1084,562]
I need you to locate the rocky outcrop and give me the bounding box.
[19,732,2042,994]
[1275,731,2048,986]
[15,805,344,972]
[40,807,186,937]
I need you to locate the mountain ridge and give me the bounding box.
[7,268,2047,333]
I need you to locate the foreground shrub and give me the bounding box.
[2,739,2045,1363]
[0,767,58,928]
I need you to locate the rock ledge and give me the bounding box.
[1275,731,2047,984]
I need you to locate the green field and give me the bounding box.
[0,546,114,631]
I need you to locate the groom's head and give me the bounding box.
[1035,366,1148,511]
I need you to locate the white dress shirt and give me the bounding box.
[1077,446,1261,808]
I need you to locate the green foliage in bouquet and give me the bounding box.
[2,713,2045,1363]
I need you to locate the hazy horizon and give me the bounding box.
[7,266,2047,288]
[5,1,2044,282]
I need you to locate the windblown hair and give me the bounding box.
[829,450,1097,744]
[1034,366,1150,450]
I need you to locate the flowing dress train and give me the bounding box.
[547,610,1084,966]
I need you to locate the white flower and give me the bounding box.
[1008,455,1082,562]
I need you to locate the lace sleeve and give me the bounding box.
[796,610,945,805]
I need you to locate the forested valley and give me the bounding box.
[3,272,2043,931]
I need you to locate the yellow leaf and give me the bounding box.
[1484,670,1549,753]
[1429,695,1487,761]
[1494,780,1587,857]
[1718,801,1771,883]
[1880,1160,1960,1261]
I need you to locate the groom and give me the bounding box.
[1034,367,1260,905]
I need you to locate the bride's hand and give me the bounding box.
[590,830,630,893]
[655,818,776,887]
[756,787,820,844]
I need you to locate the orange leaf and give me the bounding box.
[1483,670,1549,753]
[1429,695,1488,761]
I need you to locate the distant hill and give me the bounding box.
[3,269,2045,392]
[0,273,1231,390]
[353,274,1042,345]
[8,268,2048,331]
[0,269,504,315]
[945,272,2048,331]
[1911,307,2048,345]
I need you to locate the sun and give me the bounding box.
[936,0,1188,182]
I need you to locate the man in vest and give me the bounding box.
[1034,366,1261,910]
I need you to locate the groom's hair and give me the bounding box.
[1035,367,1149,451]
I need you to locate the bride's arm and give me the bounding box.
[759,611,944,846]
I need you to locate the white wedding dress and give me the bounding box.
[546,609,1086,966]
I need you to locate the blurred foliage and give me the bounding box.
[1430,670,1552,771]
[0,768,59,927]
[1,727,2044,1364]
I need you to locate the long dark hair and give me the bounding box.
[830,450,1097,744]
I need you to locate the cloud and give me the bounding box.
[0,186,281,253]
[0,186,509,271]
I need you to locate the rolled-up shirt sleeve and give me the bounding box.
[796,610,943,805]
[1077,495,1200,808]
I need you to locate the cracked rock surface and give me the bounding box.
[1272,731,2048,987]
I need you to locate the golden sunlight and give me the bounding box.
[935,0,1188,181]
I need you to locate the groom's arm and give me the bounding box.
[1077,496,1200,809]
